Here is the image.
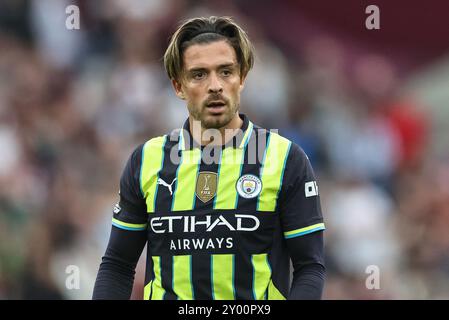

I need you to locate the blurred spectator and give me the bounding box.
[323,177,402,299]
[30,0,86,70]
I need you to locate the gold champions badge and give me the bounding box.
[195,171,217,203]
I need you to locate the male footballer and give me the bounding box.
[93,16,325,300]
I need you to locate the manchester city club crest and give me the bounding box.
[236,174,262,199]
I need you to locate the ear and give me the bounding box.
[172,78,186,100]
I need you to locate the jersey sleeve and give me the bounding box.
[278,142,325,239]
[112,144,148,231]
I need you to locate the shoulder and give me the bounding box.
[123,135,167,175]
[261,128,309,163]
[286,140,309,166]
[250,124,309,167]
[139,133,176,159]
[268,132,312,180]
[252,124,292,147]
[141,134,170,150]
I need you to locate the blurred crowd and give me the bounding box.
[1,0,448,299]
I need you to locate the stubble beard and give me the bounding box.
[189,101,239,130]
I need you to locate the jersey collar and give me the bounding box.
[178,113,253,151]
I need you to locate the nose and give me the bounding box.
[207,72,223,94]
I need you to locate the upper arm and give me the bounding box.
[278,143,325,240]
[113,144,148,231]
[278,143,325,274]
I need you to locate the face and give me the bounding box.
[172,40,246,129]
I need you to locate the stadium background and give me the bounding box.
[1,0,449,299]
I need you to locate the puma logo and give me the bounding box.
[157,177,177,196]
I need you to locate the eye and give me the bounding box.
[192,71,205,80]
[221,69,232,76]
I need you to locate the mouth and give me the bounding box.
[205,101,227,114]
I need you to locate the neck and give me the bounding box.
[189,113,243,146]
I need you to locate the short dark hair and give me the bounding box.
[164,16,255,81]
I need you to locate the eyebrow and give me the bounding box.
[187,63,237,73]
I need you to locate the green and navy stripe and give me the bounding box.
[284,223,326,239]
[112,218,147,231]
